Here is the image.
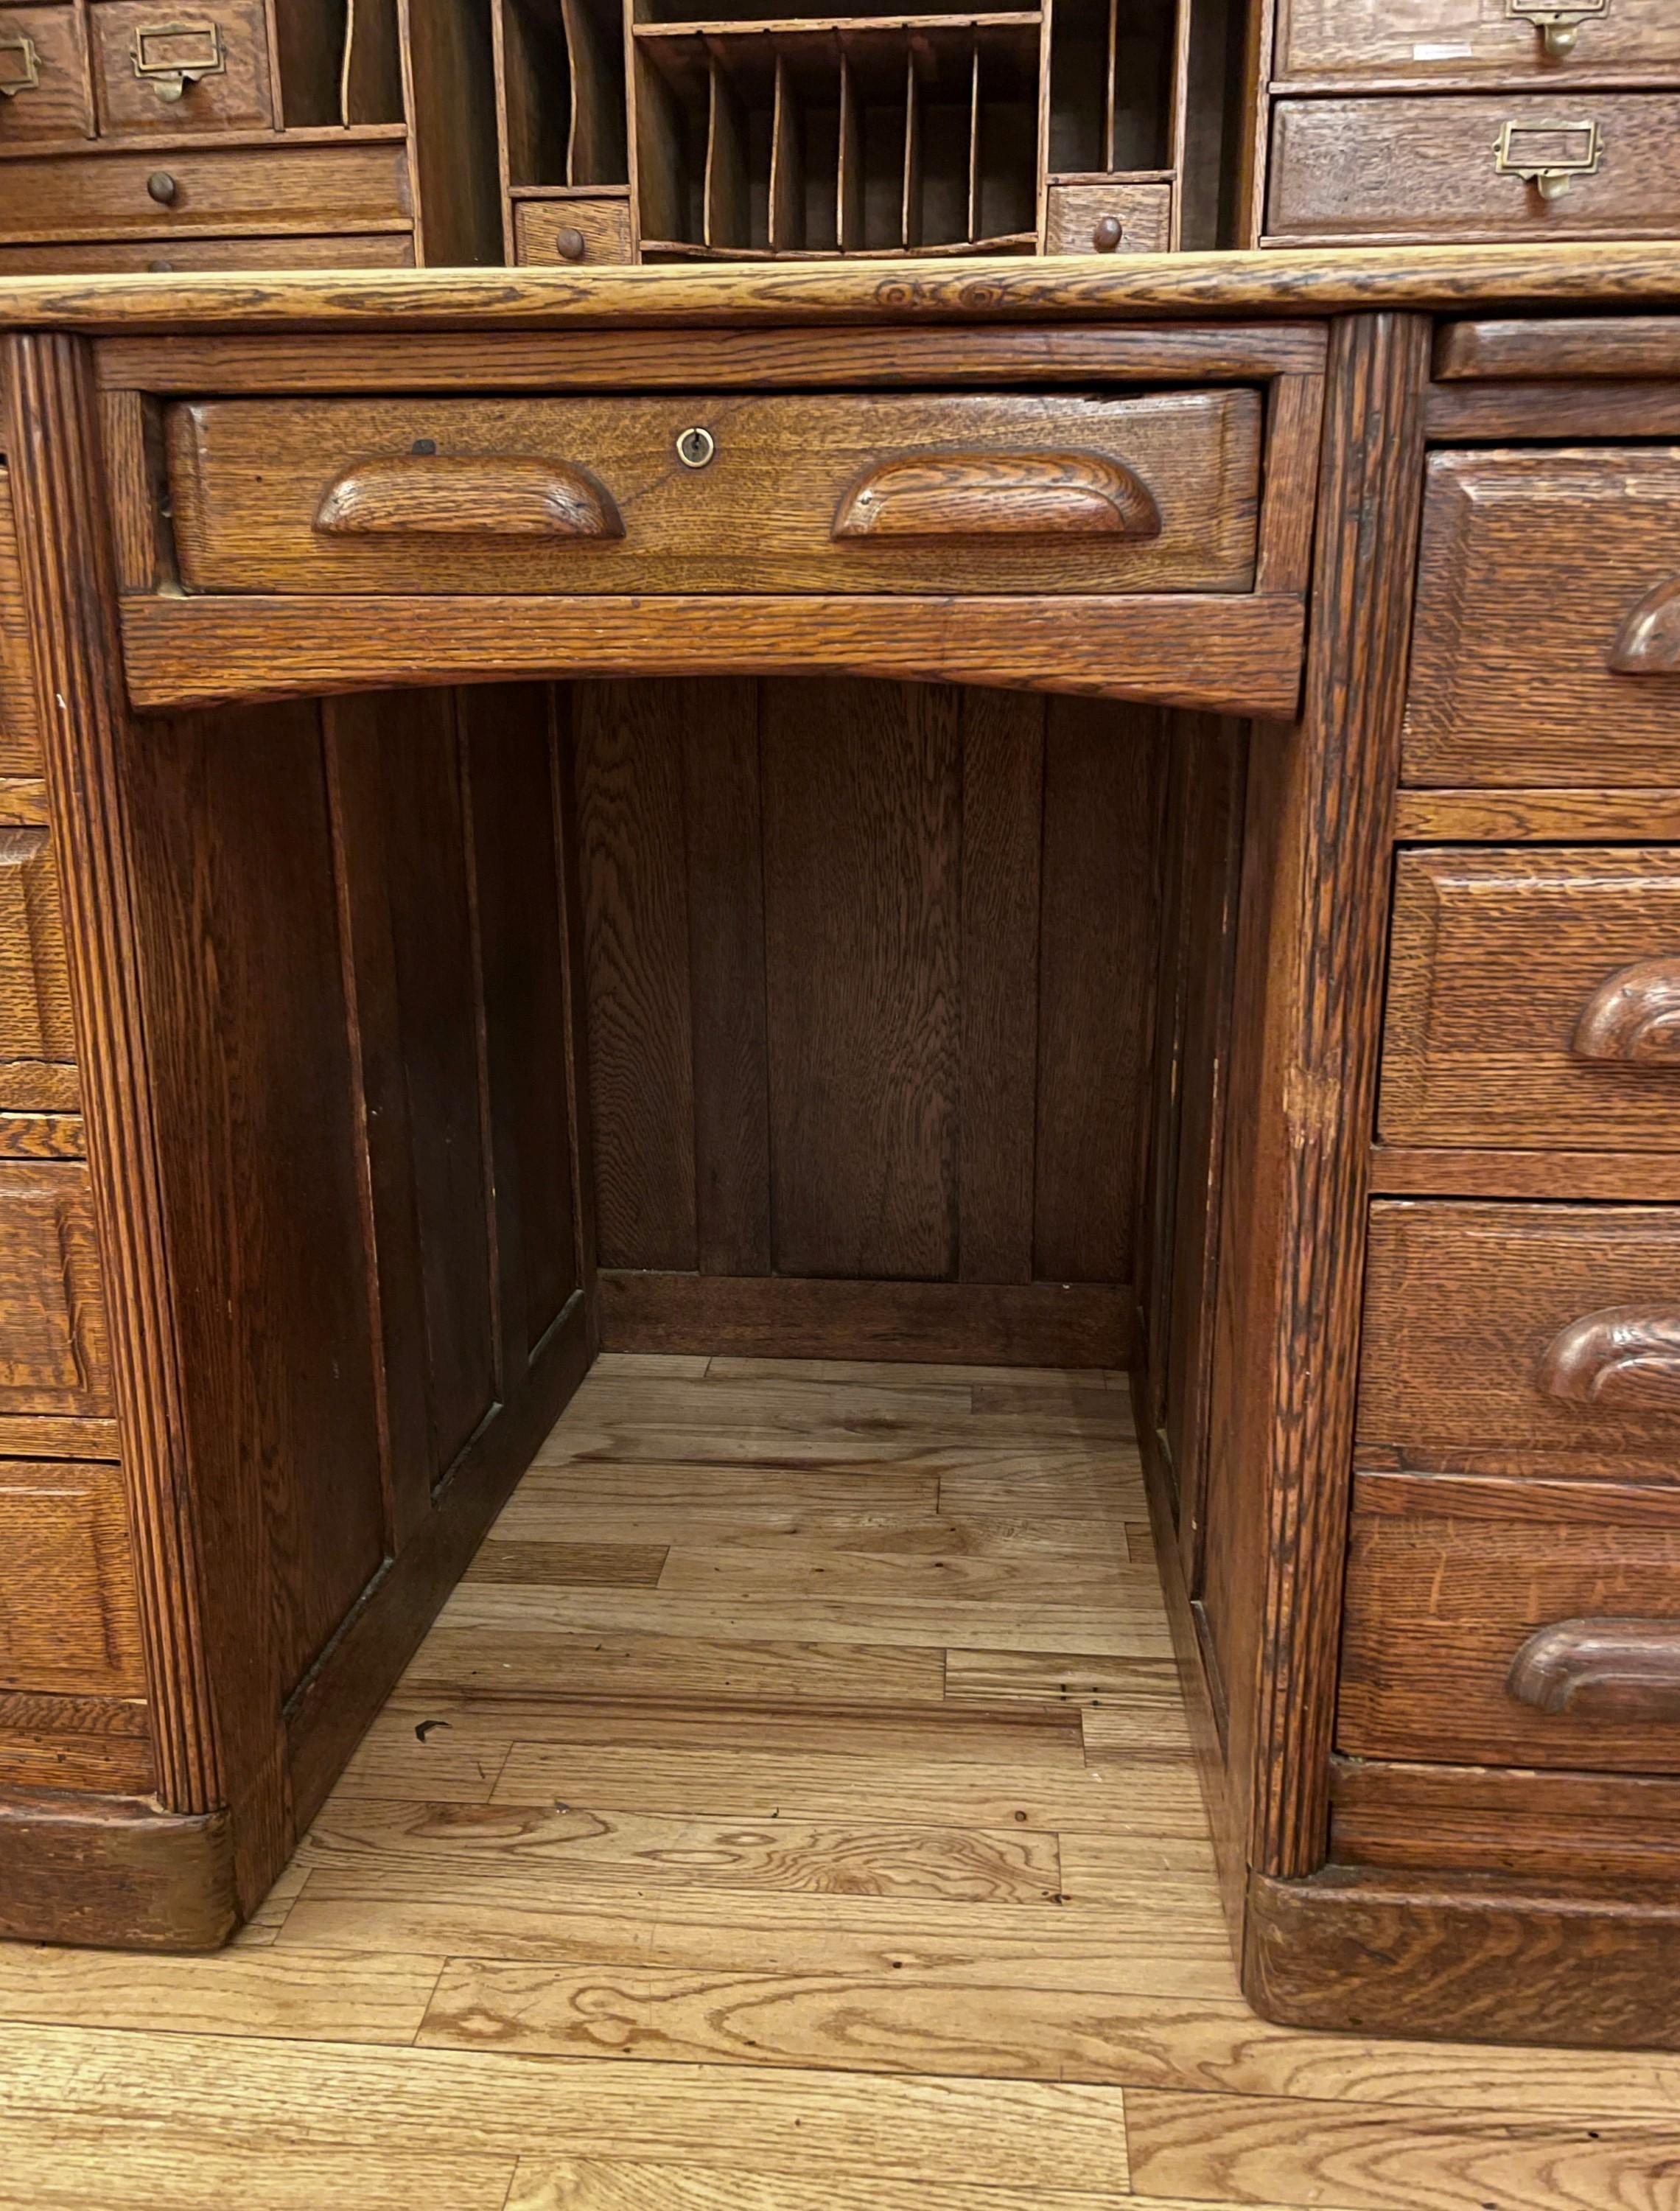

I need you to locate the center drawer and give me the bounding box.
[163,389,1263,599]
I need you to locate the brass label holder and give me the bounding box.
[133,20,225,104]
[0,36,41,98]
[1505,0,1609,61]
[1493,116,1603,199]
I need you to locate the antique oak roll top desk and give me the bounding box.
[3,245,1680,2052]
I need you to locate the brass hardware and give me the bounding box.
[0,35,41,98]
[1506,0,1609,60]
[551,225,587,262]
[147,170,178,205]
[1091,214,1124,252]
[1492,117,1602,199]
[676,426,716,469]
[133,20,225,104]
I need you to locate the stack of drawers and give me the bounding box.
[1256,0,1680,246]
[0,461,150,1801]
[1336,388,1680,1882]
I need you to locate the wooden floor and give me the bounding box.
[4,1355,1680,2209]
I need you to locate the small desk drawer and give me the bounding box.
[1044,180,1174,255]
[1382,847,1680,1152]
[1276,0,1680,84]
[0,134,413,240]
[0,826,77,1115]
[1267,94,1680,242]
[1360,1199,1680,1481]
[0,1459,144,1699]
[164,388,1264,599]
[0,230,415,273]
[0,5,94,146]
[90,0,275,136]
[514,196,633,267]
[0,1161,111,1420]
[1405,447,1680,788]
[1340,1464,1680,1772]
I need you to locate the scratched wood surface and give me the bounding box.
[0,1353,1675,2209]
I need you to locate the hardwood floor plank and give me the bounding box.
[464,1540,671,1587]
[939,1465,1147,1517]
[401,1629,947,1705]
[704,1358,1127,1389]
[334,1696,1086,1805]
[948,1653,1186,1710]
[594,1354,713,1378]
[503,1467,943,1522]
[0,1946,443,2044]
[487,1744,1214,1838]
[1058,1834,1225,1902]
[0,2123,516,2211]
[279,1885,1243,1997]
[1124,2089,1680,2211]
[654,1539,1132,1605]
[432,1584,1170,1658]
[508,2160,1129,2211]
[297,1798,1065,1905]
[1080,1705,1196,1760]
[0,2025,1135,2190]
[231,1853,314,1948]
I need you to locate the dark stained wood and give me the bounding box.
[1425,379,1680,442]
[1200,312,1431,1885]
[600,1271,1135,1368]
[1371,1145,1680,1203]
[958,685,1043,1286]
[1393,789,1680,842]
[0,1459,145,1698]
[681,678,771,1280]
[1438,315,1680,381]
[0,469,41,776]
[1246,1865,1680,2050]
[761,677,961,1281]
[1508,1617,1680,1722]
[0,1793,235,1952]
[1035,696,1161,1287]
[0,1690,154,1797]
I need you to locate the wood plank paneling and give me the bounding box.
[1035,698,1162,1285]
[761,677,963,1282]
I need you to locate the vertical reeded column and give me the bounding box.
[3,332,221,1817]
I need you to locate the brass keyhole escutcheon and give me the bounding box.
[676,426,716,469]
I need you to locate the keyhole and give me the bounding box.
[676,426,715,469]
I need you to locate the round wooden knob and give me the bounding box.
[552,225,587,262]
[147,170,178,206]
[147,259,176,273]
[1091,214,1124,252]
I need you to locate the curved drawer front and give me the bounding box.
[1381,847,1680,1153]
[164,388,1264,599]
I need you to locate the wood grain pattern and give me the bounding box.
[1438,315,1680,381]
[0,1460,144,1698]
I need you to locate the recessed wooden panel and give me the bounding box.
[90,0,276,136]
[0,5,94,147]
[1382,847,1680,1153]
[0,1688,154,1795]
[1406,448,1680,789]
[1360,1199,1680,1479]
[0,1161,111,1419]
[1340,1467,1680,1770]
[164,388,1264,599]
[0,824,77,1114]
[0,1461,144,1699]
[0,472,41,778]
[762,677,962,1281]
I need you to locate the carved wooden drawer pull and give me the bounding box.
[314,453,624,540]
[1540,1304,1680,1409]
[1609,576,1680,674]
[1508,1617,1680,1719]
[1572,958,1680,1061]
[833,450,1162,541]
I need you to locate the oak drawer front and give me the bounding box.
[1360,1200,1680,1481]
[0,1162,111,1419]
[1044,180,1174,255]
[1405,448,1680,788]
[90,0,276,136]
[164,388,1263,599]
[0,1459,144,1699]
[0,229,416,273]
[1277,0,1680,84]
[1382,848,1680,1152]
[514,196,632,267]
[0,5,94,146]
[1267,95,1680,242]
[0,135,413,240]
[1340,1467,1680,1771]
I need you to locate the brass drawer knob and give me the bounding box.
[147,170,178,205]
[1505,0,1609,60]
[0,34,41,97]
[1491,117,1603,200]
[1091,214,1124,252]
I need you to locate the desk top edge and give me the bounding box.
[0,245,1673,332]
